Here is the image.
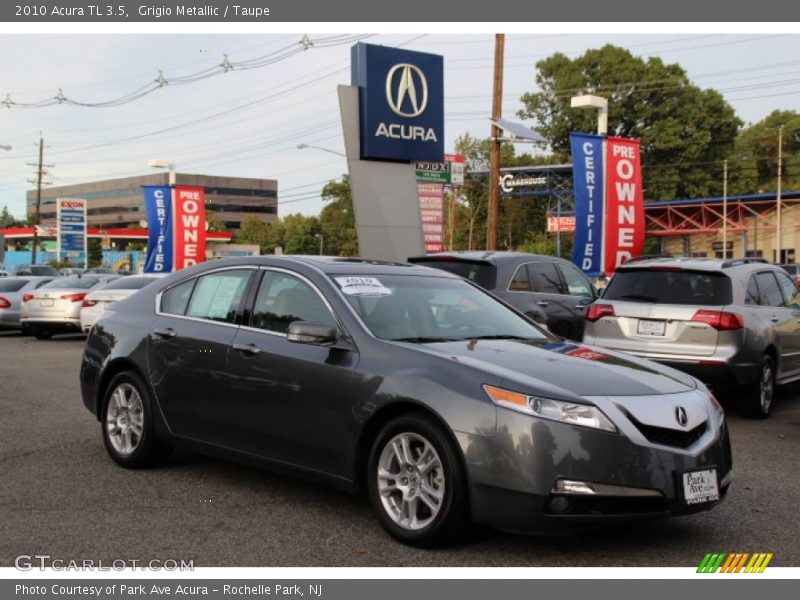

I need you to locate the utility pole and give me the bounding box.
[722,159,728,259]
[486,33,505,251]
[776,125,784,263]
[27,134,52,265]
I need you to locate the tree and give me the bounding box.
[319,176,358,256]
[0,205,25,228]
[205,210,226,233]
[87,238,103,267]
[234,215,285,255]
[518,45,742,200]
[728,110,800,195]
[282,214,320,255]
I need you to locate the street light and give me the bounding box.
[296,143,346,158]
[148,158,176,186]
[570,94,609,136]
[315,233,324,255]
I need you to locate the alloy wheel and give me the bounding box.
[105,383,144,456]
[760,362,774,414]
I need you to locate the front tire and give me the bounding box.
[738,355,775,419]
[101,371,172,468]
[367,413,470,547]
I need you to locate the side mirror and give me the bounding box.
[287,321,338,346]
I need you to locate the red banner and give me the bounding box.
[173,186,207,270]
[603,137,644,273]
[417,183,445,253]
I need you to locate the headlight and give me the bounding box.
[483,385,617,433]
[709,391,725,425]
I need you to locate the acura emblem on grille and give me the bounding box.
[675,406,688,427]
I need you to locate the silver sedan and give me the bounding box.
[20,276,107,339]
[0,277,55,330]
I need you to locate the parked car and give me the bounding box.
[408,252,598,339]
[84,267,119,276]
[0,277,55,330]
[60,267,85,277]
[80,275,163,332]
[10,264,60,277]
[583,257,800,418]
[0,263,8,277]
[780,263,800,287]
[81,257,730,547]
[20,276,106,338]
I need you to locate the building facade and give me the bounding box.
[27,173,278,231]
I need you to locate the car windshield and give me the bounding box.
[41,277,101,290]
[603,269,733,305]
[333,274,549,342]
[99,276,158,291]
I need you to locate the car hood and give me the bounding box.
[408,338,695,398]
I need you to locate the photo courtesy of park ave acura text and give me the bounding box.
[1,27,799,572]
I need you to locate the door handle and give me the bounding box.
[153,327,176,339]
[575,304,587,310]
[537,301,550,307]
[233,343,262,356]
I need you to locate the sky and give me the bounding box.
[1,31,799,220]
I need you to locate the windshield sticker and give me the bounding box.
[335,276,392,296]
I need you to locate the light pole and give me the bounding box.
[148,159,176,186]
[776,126,783,264]
[315,233,324,255]
[296,143,346,158]
[570,94,609,136]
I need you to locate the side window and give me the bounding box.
[528,262,564,294]
[251,271,336,334]
[161,279,196,316]
[775,271,800,308]
[508,265,532,292]
[744,276,760,306]
[185,270,252,324]
[755,272,785,308]
[557,263,594,299]
[35,279,54,289]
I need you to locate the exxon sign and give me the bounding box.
[352,43,444,162]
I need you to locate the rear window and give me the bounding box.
[40,277,101,290]
[0,279,28,292]
[412,260,497,290]
[603,269,732,306]
[100,276,158,291]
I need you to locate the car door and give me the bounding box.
[522,261,577,339]
[224,268,359,476]
[555,261,597,340]
[148,267,256,441]
[774,270,800,378]
[754,270,800,379]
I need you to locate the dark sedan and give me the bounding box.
[408,252,598,340]
[80,257,731,547]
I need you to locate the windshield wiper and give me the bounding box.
[617,294,658,302]
[458,334,539,341]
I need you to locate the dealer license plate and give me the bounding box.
[637,319,666,336]
[682,469,720,505]
[39,299,54,307]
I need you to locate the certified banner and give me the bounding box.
[143,185,173,273]
[604,137,644,272]
[56,198,87,267]
[173,186,207,270]
[570,133,604,277]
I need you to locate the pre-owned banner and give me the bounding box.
[570,133,605,277]
[604,137,645,272]
[173,186,207,270]
[143,185,173,273]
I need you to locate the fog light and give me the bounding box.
[548,496,571,514]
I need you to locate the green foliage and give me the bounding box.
[0,205,25,228]
[728,110,800,195]
[87,238,103,267]
[234,215,285,254]
[282,214,321,255]
[205,211,226,233]
[320,176,358,256]
[518,44,742,200]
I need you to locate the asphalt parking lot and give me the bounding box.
[1,330,799,567]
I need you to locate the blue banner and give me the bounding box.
[352,42,444,162]
[570,133,605,276]
[143,185,173,273]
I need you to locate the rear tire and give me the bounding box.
[33,329,53,340]
[738,355,775,419]
[367,412,470,547]
[101,371,172,468]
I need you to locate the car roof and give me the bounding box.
[616,256,776,273]
[409,251,566,265]
[191,256,462,278]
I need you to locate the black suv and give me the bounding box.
[409,251,598,339]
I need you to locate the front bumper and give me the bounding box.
[459,404,732,532]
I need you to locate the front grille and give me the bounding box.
[634,420,708,449]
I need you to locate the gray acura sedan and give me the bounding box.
[80,257,731,546]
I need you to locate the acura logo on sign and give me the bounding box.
[385,63,429,118]
[675,406,688,427]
